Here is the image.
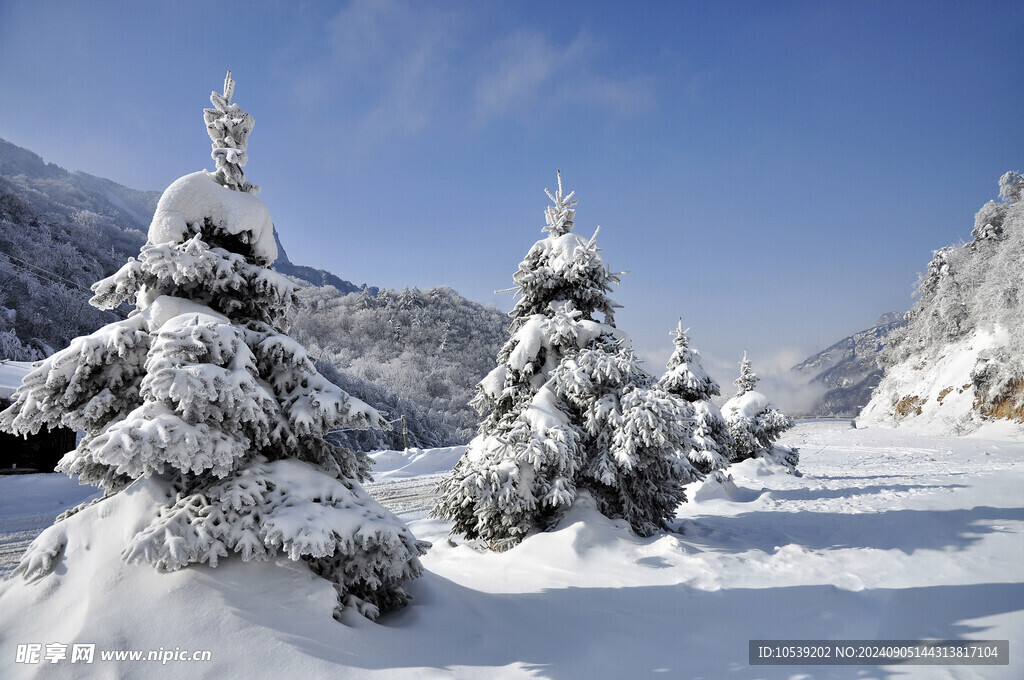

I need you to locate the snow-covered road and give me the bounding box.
[363,473,443,518]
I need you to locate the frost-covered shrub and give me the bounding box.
[433,173,697,550]
[659,319,733,476]
[0,73,424,620]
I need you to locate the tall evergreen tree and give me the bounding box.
[433,173,697,550]
[1,72,424,620]
[660,319,733,476]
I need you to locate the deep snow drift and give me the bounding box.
[1,420,1022,679]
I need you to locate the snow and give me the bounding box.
[147,171,277,265]
[141,295,227,330]
[369,446,466,480]
[0,360,32,400]
[2,420,1022,678]
[539,231,591,271]
[721,389,773,420]
[859,327,1015,434]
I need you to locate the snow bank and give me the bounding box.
[368,446,466,479]
[147,171,277,265]
[0,476,345,679]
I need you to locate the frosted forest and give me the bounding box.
[0,66,1022,680]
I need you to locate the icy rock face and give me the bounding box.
[858,327,1009,433]
[147,171,277,266]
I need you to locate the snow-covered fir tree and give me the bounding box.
[721,352,797,472]
[432,172,698,550]
[659,319,733,476]
[0,72,425,620]
[733,350,759,396]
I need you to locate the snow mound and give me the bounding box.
[720,389,772,420]
[368,446,466,479]
[0,475,349,679]
[147,171,277,265]
[692,473,766,503]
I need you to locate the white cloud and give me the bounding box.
[472,29,653,123]
[290,1,656,156]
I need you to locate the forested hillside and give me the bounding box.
[291,284,506,450]
[860,171,1024,432]
[0,138,156,359]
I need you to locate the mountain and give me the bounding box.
[0,138,160,232]
[792,312,906,417]
[0,138,157,359]
[271,229,374,295]
[859,171,1024,434]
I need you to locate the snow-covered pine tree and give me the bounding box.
[0,72,425,620]
[432,172,697,550]
[659,319,733,476]
[721,352,797,471]
[733,350,759,396]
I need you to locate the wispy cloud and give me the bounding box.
[323,0,456,140]
[290,1,656,158]
[472,29,654,123]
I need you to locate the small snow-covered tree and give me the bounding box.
[432,172,697,550]
[733,350,758,396]
[660,319,733,476]
[0,72,424,620]
[721,352,796,471]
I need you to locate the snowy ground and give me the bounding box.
[1,420,1021,679]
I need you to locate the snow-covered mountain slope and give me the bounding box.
[0,137,161,231]
[2,420,1022,678]
[0,138,157,359]
[792,312,906,417]
[860,172,1024,434]
[860,327,1010,433]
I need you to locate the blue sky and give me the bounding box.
[2,0,1022,389]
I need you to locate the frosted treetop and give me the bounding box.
[543,170,577,236]
[204,70,258,195]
